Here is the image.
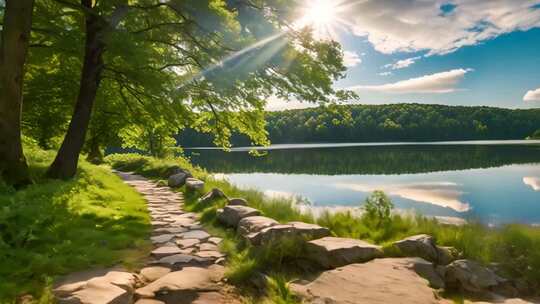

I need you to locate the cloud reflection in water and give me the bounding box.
[523,177,540,191]
[334,181,470,212]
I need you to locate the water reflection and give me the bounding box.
[523,177,540,191]
[187,143,540,175]
[334,182,470,212]
[188,142,540,224]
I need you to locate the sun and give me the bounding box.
[297,0,341,39]
[304,0,338,27]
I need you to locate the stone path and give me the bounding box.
[53,172,239,304]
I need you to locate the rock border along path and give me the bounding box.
[53,171,238,304]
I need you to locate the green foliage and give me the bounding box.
[0,146,151,301]
[263,274,300,304]
[22,0,354,157]
[179,103,540,146]
[104,153,204,179]
[362,190,394,227]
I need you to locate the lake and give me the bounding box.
[185,141,540,225]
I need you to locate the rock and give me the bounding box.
[134,299,165,304]
[393,234,456,265]
[168,172,190,188]
[150,234,175,244]
[393,234,438,260]
[199,243,219,251]
[291,258,449,304]
[186,178,205,190]
[135,266,224,298]
[181,230,210,240]
[139,266,171,282]
[199,188,226,204]
[445,259,506,293]
[60,281,131,304]
[217,206,261,227]
[411,258,446,289]
[247,221,330,246]
[154,227,187,234]
[176,238,200,249]
[154,254,208,266]
[437,246,459,266]
[237,216,279,237]
[196,251,225,259]
[305,237,383,269]
[164,166,184,178]
[151,245,182,258]
[227,198,248,206]
[208,237,223,245]
[54,270,137,304]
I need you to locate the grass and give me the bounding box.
[105,153,540,297]
[0,145,151,302]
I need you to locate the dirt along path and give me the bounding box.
[53,171,240,304]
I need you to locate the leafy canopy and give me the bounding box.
[22,0,354,154]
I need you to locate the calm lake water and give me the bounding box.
[185,141,540,225]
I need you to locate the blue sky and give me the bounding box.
[267,0,540,110]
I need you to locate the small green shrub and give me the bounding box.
[362,190,394,228]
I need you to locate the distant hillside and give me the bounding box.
[178,103,540,146]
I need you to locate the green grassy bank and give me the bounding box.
[105,153,540,301]
[0,145,151,302]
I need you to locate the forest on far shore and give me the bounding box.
[178,103,540,146]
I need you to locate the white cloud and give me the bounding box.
[341,0,540,55]
[384,56,421,70]
[343,50,362,67]
[351,68,473,94]
[523,87,540,101]
[379,71,393,76]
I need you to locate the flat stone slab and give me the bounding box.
[196,251,225,259]
[150,234,175,244]
[151,246,182,258]
[208,237,223,245]
[198,243,219,251]
[135,266,224,298]
[140,266,171,283]
[176,238,200,249]
[306,237,383,269]
[54,270,137,304]
[154,227,187,234]
[291,258,450,304]
[154,254,208,266]
[181,230,210,240]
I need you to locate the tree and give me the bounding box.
[0,0,34,187]
[39,0,352,178]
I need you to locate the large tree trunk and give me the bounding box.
[0,0,34,187]
[46,0,105,179]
